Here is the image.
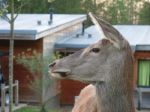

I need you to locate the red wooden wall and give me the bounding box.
[59,79,87,105]
[0,39,43,102]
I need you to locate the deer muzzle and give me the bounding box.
[49,62,71,79]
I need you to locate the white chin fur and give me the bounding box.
[51,73,62,79]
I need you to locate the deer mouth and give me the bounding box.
[49,69,71,79]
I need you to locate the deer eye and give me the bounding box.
[91,48,100,53]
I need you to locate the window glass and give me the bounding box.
[138,60,150,87]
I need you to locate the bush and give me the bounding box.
[16,49,60,112]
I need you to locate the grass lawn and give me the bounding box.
[14,106,65,112]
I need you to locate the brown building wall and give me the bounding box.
[0,22,84,103]
[59,79,87,105]
[0,39,43,102]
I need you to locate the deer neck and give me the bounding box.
[95,77,135,112]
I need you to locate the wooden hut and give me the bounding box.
[0,14,86,102]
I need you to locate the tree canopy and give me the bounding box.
[3,0,149,25]
[138,1,150,24]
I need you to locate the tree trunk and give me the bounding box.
[9,0,14,112]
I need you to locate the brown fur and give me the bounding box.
[72,84,97,112]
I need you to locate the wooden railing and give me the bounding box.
[1,80,19,112]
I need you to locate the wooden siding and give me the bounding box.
[0,39,43,102]
[59,79,87,105]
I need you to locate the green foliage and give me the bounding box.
[16,49,58,93]
[138,1,150,24]
[16,49,59,74]
[81,0,96,13]
[4,0,149,25]
[53,0,84,14]
[14,106,40,112]
[21,0,49,13]
[6,0,49,13]
[14,106,63,112]
[105,0,130,24]
[16,49,59,112]
[0,0,8,16]
[0,7,7,16]
[2,0,149,25]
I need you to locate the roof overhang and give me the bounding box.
[54,25,150,52]
[136,45,150,51]
[0,14,87,40]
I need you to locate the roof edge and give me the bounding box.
[35,15,87,40]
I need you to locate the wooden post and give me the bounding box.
[1,84,5,112]
[15,80,19,106]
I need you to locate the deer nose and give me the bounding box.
[49,62,56,68]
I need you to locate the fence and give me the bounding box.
[1,80,19,112]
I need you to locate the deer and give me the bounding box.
[49,12,135,112]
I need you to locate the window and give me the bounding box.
[138,60,150,87]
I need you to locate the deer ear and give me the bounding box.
[89,12,125,49]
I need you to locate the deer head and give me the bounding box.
[49,13,133,85]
